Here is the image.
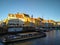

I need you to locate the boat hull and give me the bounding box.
[1,32,46,43]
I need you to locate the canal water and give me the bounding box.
[0,30,60,45]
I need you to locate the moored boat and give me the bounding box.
[1,32,46,43]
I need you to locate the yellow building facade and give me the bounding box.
[2,13,57,27]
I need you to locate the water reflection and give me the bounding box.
[1,30,60,45]
[8,40,33,45]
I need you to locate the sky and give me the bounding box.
[0,0,60,21]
